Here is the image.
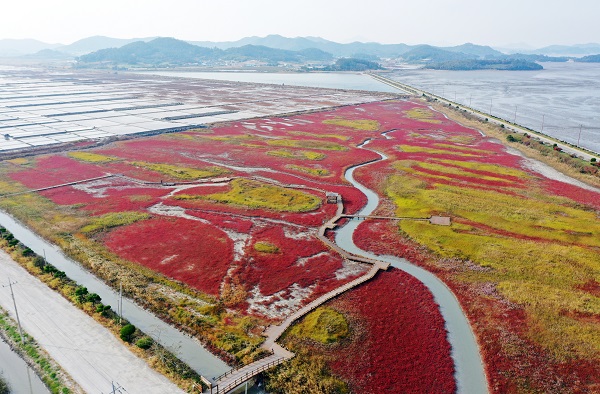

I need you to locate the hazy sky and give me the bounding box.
[2,0,598,47]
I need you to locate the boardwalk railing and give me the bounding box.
[213,350,274,382]
[215,357,286,394]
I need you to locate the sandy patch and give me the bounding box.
[246,283,315,319]
[283,227,316,240]
[295,251,329,267]
[72,178,145,198]
[334,259,369,280]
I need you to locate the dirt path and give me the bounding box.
[0,249,183,394]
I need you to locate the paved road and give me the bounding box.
[0,249,183,394]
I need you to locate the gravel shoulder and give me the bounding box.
[0,249,183,394]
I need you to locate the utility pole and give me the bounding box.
[577,125,583,146]
[110,381,126,394]
[118,282,123,324]
[3,278,25,344]
[513,105,518,123]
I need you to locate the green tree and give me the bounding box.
[136,336,154,350]
[85,293,101,304]
[120,324,136,342]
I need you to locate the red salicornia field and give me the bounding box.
[1,100,599,392]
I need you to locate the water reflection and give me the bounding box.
[0,337,48,394]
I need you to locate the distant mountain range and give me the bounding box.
[523,43,600,56]
[0,38,62,56]
[78,38,333,65]
[1,34,600,68]
[58,36,157,56]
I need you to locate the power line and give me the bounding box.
[109,381,128,394]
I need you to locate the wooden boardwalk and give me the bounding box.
[340,214,451,226]
[341,214,429,221]
[0,174,115,198]
[210,261,386,393]
[207,199,391,393]
[0,173,233,199]
[208,353,288,394]
[262,263,385,349]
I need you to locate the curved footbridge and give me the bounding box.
[204,198,451,393]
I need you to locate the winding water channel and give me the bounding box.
[335,139,489,393]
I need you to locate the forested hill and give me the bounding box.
[425,59,544,71]
[78,37,333,65]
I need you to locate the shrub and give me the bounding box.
[74,286,88,296]
[43,264,57,274]
[54,271,66,279]
[120,324,136,342]
[96,304,112,317]
[21,247,34,256]
[85,293,101,304]
[75,286,89,303]
[33,256,45,268]
[136,336,153,350]
[0,375,9,394]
